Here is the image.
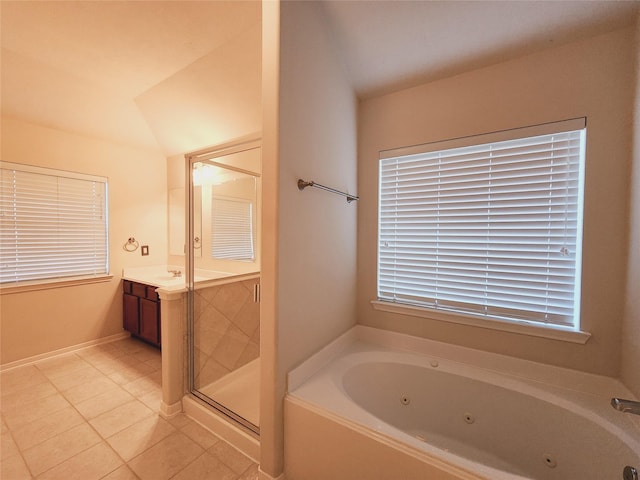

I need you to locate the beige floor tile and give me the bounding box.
[208,441,253,475]
[46,365,104,392]
[82,355,131,376]
[22,423,101,476]
[106,415,176,461]
[170,452,236,480]
[127,432,203,480]
[238,463,259,480]
[77,342,127,361]
[74,387,133,420]
[137,390,162,412]
[89,400,153,438]
[3,393,70,432]
[142,355,162,371]
[1,452,33,479]
[11,406,84,451]
[165,413,193,429]
[121,373,160,398]
[62,376,120,405]
[129,347,160,364]
[100,464,139,480]
[0,365,50,397]
[35,355,93,381]
[108,363,156,386]
[112,339,148,355]
[179,420,220,449]
[1,381,58,412]
[37,442,122,480]
[1,429,20,460]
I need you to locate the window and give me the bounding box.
[377,118,586,333]
[211,196,255,261]
[0,162,109,285]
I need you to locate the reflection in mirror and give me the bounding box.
[193,161,258,266]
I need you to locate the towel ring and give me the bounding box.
[123,237,139,252]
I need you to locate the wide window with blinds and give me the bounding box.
[0,162,109,285]
[377,118,586,332]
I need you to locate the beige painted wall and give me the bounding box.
[0,117,167,364]
[621,13,640,398]
[358,27,636,377]
[260,1,358,477]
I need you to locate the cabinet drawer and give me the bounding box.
[145,286,159,301]
[131,282,146,298]
[123,280,133,294]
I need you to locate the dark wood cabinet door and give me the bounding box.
[139,298,160,346]
[123,293,139,334]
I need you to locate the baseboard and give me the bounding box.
[159,400,183,418]
[0,331,130,372]
[259,468,285,480]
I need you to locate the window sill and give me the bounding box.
[0,274,114,295]
[370,300,591,345]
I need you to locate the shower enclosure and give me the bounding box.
[185,138,261,434]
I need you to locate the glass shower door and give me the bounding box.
[186,140,261,434]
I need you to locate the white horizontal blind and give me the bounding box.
[211,196,255,261]
[378,121,586,329]
[0,163,108,284]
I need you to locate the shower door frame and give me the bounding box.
[185,136,261,436]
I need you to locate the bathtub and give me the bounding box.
[285,326,640,480]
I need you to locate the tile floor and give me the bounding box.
[0,337,259,480]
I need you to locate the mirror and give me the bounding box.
[169,186,201,256]
[194,161,258,265]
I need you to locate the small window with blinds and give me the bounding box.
[211,196,255,261]
[0,162,109,285]
[377,118,586,331]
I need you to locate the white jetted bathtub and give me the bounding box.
[285,326,640,480]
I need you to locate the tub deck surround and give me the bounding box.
[285,326,640,480]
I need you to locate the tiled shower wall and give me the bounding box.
[192,278,260,389]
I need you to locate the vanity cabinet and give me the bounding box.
[123,280,161,347]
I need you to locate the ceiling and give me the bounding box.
[322,0,640,98]
[1,0,638,152]
[0,0,261,152]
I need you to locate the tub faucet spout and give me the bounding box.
[611,398,640,415]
